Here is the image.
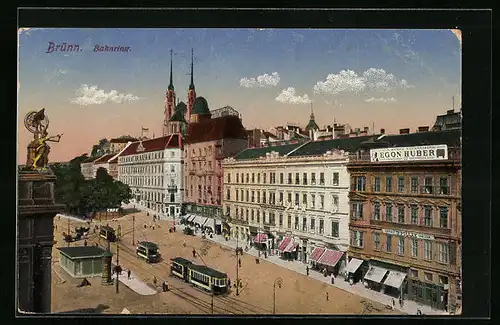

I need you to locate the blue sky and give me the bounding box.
[18,28,461,162]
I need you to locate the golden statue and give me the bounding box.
[24,108,62,170]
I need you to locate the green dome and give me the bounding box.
[192,97,211,115]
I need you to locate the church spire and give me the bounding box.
[168,49,174,91]
[189,48,195,90]
[310,102,315,120]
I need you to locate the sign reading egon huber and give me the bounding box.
[370,144,448,163]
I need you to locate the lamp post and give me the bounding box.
[116,224,121,294]
[236,232,240,296]
[273,277,283,314]
[132,215,135,245]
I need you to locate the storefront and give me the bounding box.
[277,236,299,261]
[314,248,345,277]
[407,278,448,310]
[368,258,409,299]
[343,257,366,284]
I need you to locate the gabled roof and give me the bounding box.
[120,134,182,157]
[185,115,247,144]
[234,142,302,160]
[93,153,116,164]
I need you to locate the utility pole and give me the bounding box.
[116,224,121,294]
[236,234,240,296]
[132,215,135,245]
[67,218,70,247]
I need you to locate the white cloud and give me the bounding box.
[239,72,280,88]
[71,84,141,106]
[313,68,413,95]
[276,87,311,104]
[365,97,397,103]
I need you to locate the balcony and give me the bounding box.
[167,185,178,193]
[420,186,450,195]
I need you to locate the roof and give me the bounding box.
[234,142,302,160]
[138,241,159,249]
[305,118,320,131]
[82,155,103,163]
[192,96,211,115]
[171,257,193,265]
[93,153,116,164]
[287,135,378,157]
[432,111,462,131]
[120,134,182,156]
[382,129,461,147]
[262,131,277,138]
[108,142,134,163]
[101,225,115,232]
[189,264,227,278]
[110,136,138,143]
[57,246,107,259]
[169,101,187,122]
[185,115,247,144]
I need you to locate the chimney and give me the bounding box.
[418,126,430,132]
[399,128,410,135]
[447,109,454,115]
[380,128,385,134]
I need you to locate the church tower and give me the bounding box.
[163,49,176,136]
[186,48,196,123]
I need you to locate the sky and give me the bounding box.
[17,28,461,163]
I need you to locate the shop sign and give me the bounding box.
[382,228,435,240]
[370,144,448,162]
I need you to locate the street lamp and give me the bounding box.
[273,277,283,314]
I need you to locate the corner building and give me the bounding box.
[346,129,461,312]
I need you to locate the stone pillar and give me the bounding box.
[101,252,113,285]
[17,170,64,314]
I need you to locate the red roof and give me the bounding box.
[186,115,247,144]
[317,249,344,267]
[93,153,116,164]
[120,134,182,157]
[309,247,326,262]
[278,237,292,251]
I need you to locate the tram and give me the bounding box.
[136,241,160,263]
[170,256,228,295]
[170,257,193,282]
[99,225,117,242]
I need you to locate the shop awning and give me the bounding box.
[363,266,389,284]
[344,258,364,274]
[383,271,407,289]
[187,215,196,222]
[317,249,344,267]
[192,216,201,224]
[199,217,208,226]
[283,240,298,253]
[278,237,292,251]
[309,247,326,262]
[253,233,268,243]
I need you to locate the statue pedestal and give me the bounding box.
[17,170,64,314]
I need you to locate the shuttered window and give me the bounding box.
[449,242,457,265]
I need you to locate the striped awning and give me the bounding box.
[187,215,196,222]
[317,249,344,267]
[309,247,326,262]
[278,237,292,251]
[283,240,298,253]
[199,217,208,226]
[253,233,268,244]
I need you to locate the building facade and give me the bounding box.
[117,134,183,219]
[346,129,461,312]
[80,155,102,180]
[183,98,247,230]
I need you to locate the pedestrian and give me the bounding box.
[238,258,242,268]
[399,297,403,308]
[127,269,131,279]
[227,278,231,288]
[84,240,87,247]
[331,273,335,285]
[326,292,329,301]
[153,276,157,287]
[392,298,395,310]
[192,249,196,258]
[144,224,147,229]
[152,226,155,230]
[417,309,422,315]
[306,266,309,276]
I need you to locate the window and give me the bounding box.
[251,210,255,222]
[352,203,364,219]
[171,165,175,172]
[353,176,366,191]
[287,173,292,184]
[397,236,405,255]
[311,194,315,209]
[424,272,433,282]
[310,218,315,232]
[397,176,405,193]
[251,173,255,183]
[438,242,449,263]
[279,214,283,227]
[320,195,324,209]
[373,202,380,220]
[398,205,405,223]
[263,173,267,184]
[228,173,231,183]
[374,232,381,250]
[303,173,308,185]
[424,240,433,260]
[439,177,449,195]
[279,192,284,204]
[246,190,249,202]
[411,239,418,257]
[302,193,307,205]
[386,234,392,252]
[311,173,316,184]
[332,172,339,186]
[251,191,255,202]
[411,177,418,193]
[280,173,284,184]
[256,211,260,223]
[332,195,339,207]
[170,193,175,202]
[319,172,325,185]
[226,189,230,200]
[294,216,299,230]
[287,193,292,203]
[424,177,433,194]
[302,217,307,231]
[262,191,266,203]
[411,205,418,224]
[439,275,449,285]
[385,176,393,192]
[246,173,249,183]
[373,176,380,192]
[319,219,324,234]
[409,269,419,278]
[295,173,300,184]
[331,221,339,237]
[439,207,449,228]
[257,173,261,183]
[287,216,292,229]
[295,193,299,206]
[424,206,433,227]
[351,230,364,247]
[386,205,393,222]
[257,191,260,203]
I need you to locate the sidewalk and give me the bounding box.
[110,265,157,296]
[179,223,448,316]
